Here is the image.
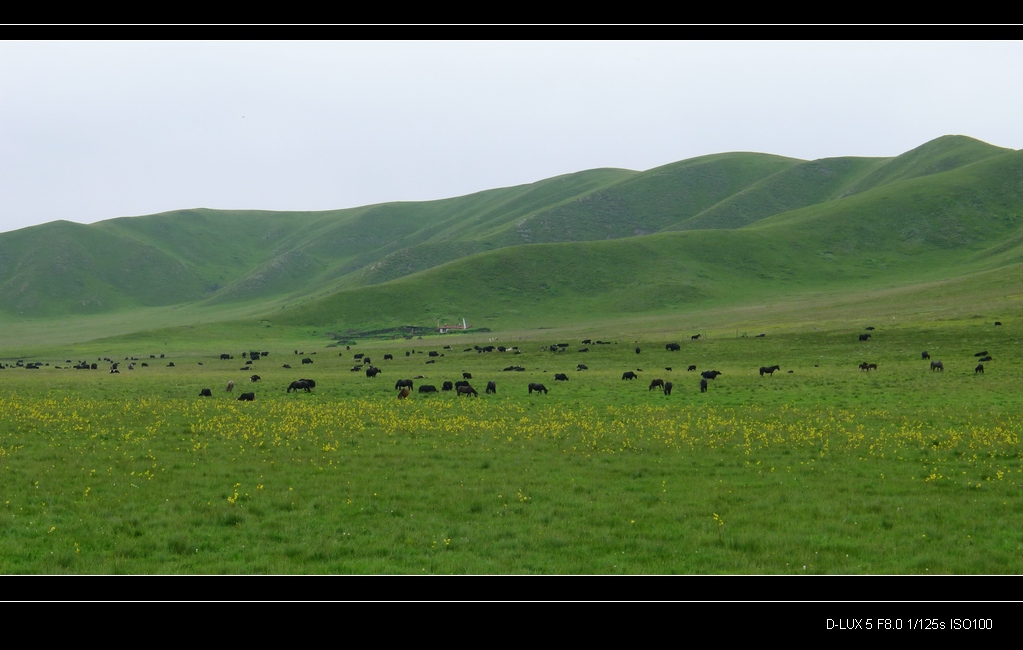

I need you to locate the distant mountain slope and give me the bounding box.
[837,134,1011,196]
[0,220,207,315]
[0,135,1017,321]
[665,156,886,231]
[489,152,801,245]
[274,146,1023,330]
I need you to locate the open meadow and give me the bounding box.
[2,313,1021,574]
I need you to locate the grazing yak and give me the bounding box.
[366,367,382,378]
[665,367,672,372]
[649,379,664,390]
[302,358,313,365]
[759,365,780,377]
[384,354,393,360]
[975,364,985,374]
[980,356,993,362]
[622,371,638,380]
[554,373,569,381]
[250,375,261,382]
[691,334,701,340]
[288,379,316,393]
[922,351,930,360]
[995,321,1002,326]
[859,363,877,371]
[666,343,681,352]
[199,388,212,397]
[462,372,472,379]
[663,381,673,396]
[700,378,708,393]
[395,379,413,390]
[398,387,411,399]
[701,370,722,380]
[577,364,588,371]
[237,392,255,401]
[687,365,697,372]
[442,381,454,391]
[486,381,497,394]
[974,351,989,357]
[635,347,641,354]
[418,385,438,393]
[528,383,548,395]
[454,380,470,389]
[456,385,478,397]
[930,361,944,372]
[220,354,232,360]
[859,334,871,341]
[226,380,235,392]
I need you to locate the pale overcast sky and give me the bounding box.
[2,40,1021,234]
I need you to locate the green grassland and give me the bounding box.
[1,305,1021,574]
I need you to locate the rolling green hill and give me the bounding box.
[0,135,1019,343]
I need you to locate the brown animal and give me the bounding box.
[398,387,410,399]
[456,385,478,397]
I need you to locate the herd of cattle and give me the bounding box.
[1,326,1005,401]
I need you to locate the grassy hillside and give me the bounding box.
[666,156,886,231]
[490,153,801,245]
[0,135,1018,335]
[0,220,209,316]
[838,134,1011,196]
[270,146,1023,332]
